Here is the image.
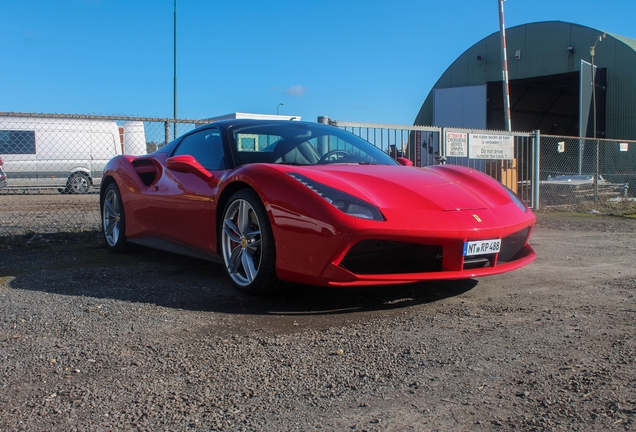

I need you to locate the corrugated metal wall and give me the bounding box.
[415,21,636,141]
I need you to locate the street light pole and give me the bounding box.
[173,0,178,140]
[590,33,605,140]
[277,103,284,115]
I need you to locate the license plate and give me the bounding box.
[463,239,501,256]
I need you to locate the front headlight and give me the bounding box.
[288,172,384,221]
[504,185,528,212]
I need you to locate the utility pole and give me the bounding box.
[498,0,512,132]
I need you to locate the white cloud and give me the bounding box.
[285,85,307,97]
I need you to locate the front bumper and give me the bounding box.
[272,200,537,287]
[321,245,535,286]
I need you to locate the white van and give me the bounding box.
[0,117,131,193]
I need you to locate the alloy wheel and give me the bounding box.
[222,198,262,287]
[102,189,121,247]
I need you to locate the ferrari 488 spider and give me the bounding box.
[100,119,536,294]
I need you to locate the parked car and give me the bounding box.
[0,157,6,189]
[100,119,536,295]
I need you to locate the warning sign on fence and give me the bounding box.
[445,132,468,157]
[469,134,514,160]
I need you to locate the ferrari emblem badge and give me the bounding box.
[473,214,482,223]
[241,238,248,248]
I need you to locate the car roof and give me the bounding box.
[157,119,332,154]
[197,118,323,130]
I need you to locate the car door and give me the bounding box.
[149,127,227,253]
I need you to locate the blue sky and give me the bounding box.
[2,0,635,125]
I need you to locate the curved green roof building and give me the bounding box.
[414,21,636,140]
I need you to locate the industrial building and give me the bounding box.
[414,21,636,141]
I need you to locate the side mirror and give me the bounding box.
[166,155,215,184]
[396,157,413,167]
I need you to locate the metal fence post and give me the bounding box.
[316,116,330,154]
[594,139,600,203]
[533,130,541,210]
[436,127,447,164]
[164,121,171,146]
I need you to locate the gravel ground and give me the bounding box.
[1,213,635,431]
[0,192,100,236]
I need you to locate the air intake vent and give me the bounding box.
[497,227,530,264]
[339,240,442,275]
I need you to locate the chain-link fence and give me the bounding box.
[0,113,199,236]
[2,113,635,237]
[539,136,635,208]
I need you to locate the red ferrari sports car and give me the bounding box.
[100,119,536,294]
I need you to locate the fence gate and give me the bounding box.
[438,128,539,209]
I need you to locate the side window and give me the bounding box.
[0,130,36,154]
[173,129,226,170]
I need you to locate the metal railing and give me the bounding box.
[329,119,540,209]
[324,118,442,165]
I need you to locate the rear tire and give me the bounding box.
[101,182,128,252]
[66,172,91,194]
[220,189,281,295]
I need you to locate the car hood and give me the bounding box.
[290,164,511,211]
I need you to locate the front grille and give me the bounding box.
[497,227,530,264]
[339,240,442,275]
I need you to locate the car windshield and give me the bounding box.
[229,122,398,166]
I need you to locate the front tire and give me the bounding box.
[101,182,128,252]
[221,189,280,295]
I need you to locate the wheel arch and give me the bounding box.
[99,175,117,211]
[216,180,253,234]
[215,180,279,254]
